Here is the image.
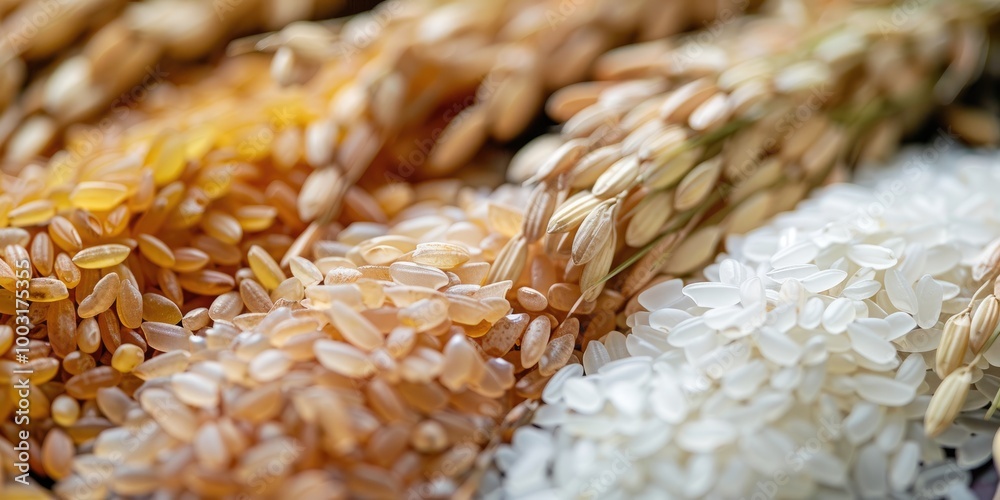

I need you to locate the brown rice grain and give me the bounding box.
[110,344,145,373]
[171,248,211,273]
[181,308,210,332]
[65,366,122,399]
[136,234,177,268]
[239,279,274,313]
[520,315,552,368]
[116,280,143,330]
[538,333,576,376]
[77,273,121,318]
[141,293,183,325]
[41,428,74,480]
[53,253,81,288]
[77,318,101,354]
[62,351,97,376]
[47,299,78,358]
[177,269,236,295]
[29,277,70,302]
[132,351,192,380]
[0,228,30,248]
[247,245,287,290]
[30,232,55,277]
[72,244,131,269]
[51,394,81,427]
[201,211,244,245]
[98,309,122,353]
[481,313,530,357]
[140,322,193,352]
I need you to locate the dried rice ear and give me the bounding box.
[0,0,347,162]
[974,237,1000,282]
[247,0,718,176]
[500,0,996,313]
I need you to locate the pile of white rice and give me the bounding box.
[482,148,1000,499]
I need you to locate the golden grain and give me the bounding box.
[936,311,971,378]
[971,295,1000,353]
[78,272,121,318]
[72,244,131,269]
[925,366,973,438]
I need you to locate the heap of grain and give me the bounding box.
[0,0,996,497]
[0,0,734,495]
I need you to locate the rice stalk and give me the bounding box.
[500,0,998,334]
[0,0,347,163]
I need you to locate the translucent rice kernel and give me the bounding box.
[147,133,187,186]
[9,200,56,227]
[116,280,143,329]
[111,344,145,373]
[142,293,183,324]
[411,421,450,454]
[54,253,81,288]
[201,210,243,245]
[177,270,236,295]
[171,247,211,273]
[398,298,450,332]
[249,349,293,382]
[77,273,120,318]
[51,394,80,427]
[411,242,471,269]
[69,182,129,211]
[247,245,287,290]
[65,366,122,399]
[234,205,279,233]
[140,322,193,352]
[49,216,83,253]
[72,244,131,269]
[389,262,449,289]
[41,428,74,480]
[28,278,70,302]
[136,234,176,268]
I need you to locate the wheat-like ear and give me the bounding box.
[0,0,349,163]
[503,0,994,328]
